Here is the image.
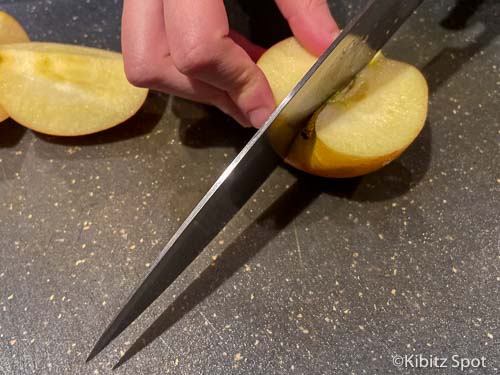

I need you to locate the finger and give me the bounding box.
[152,60,251,126]
[163,0,276,128]
[122,0,170,83]
[275,0,340,56]
[121,0,249,126]
[229,29,266,62]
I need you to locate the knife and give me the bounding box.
[87,0,423,361]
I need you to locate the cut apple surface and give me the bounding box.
[0,42,148,135]
[257,37,428,178]
[0,11,30,122]
[257,37,318,105]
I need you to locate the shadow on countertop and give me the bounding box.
[113,124,431,367]
[423,0,497,94]
[113,175,325,369]
[175,98,255,151]
[0,119,26,149]
[0,120,28,183]
[440,0,486,30]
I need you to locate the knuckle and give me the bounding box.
[210,93,236,114]
[303,0,327,11]
[123,53,161,88]
[172,38,217,76]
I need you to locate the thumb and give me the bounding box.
[275,0,340,56]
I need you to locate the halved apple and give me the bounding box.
[0,42,148,135]
[257,37,428,178]
[0,11,30,122]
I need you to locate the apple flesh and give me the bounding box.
[0,11,30,122]
[257,37,318,106]
[0,42,148,136]
[257,37,428,178]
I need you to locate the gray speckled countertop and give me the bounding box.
[0,0,499,374]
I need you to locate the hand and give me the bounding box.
[122,0,339,128]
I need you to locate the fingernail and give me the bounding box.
[248,107,273,129]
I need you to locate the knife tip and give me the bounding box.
[86,346,100,362]
[86,335,108,363]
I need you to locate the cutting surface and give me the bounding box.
[0,0,498,374]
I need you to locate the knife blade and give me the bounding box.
[88,0,423,361]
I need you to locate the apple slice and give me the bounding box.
[0,42,148,136]
[0,11,30,122]
[257,37,428,178]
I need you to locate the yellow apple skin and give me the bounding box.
[0,11,29,44]
[0,42,148,136]
[285,120,407,178]
[257,37,428,178]
[0,11,30,122]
